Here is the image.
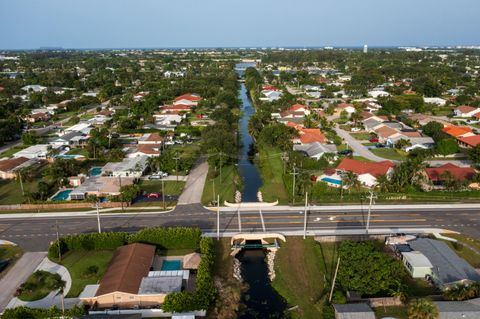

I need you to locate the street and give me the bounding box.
[2,206,480,251]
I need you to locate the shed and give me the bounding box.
[333,303,375,319]
[183,253,202,270]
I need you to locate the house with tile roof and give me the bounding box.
[453,105,480,118]
[0,157,36,179]
[457,135,480,148]
[336,158,395,187]
[173,93,202,106]
[423,163,476,189]
[442,125,475,138]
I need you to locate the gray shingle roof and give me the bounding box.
[333,303,375,319]
[434,298,480,319]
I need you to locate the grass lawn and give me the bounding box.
[442,234,480,268]
[157,248,196,256]
[139,180,185,195]
[202,165,239,206]
[0,178,38,205]
[17,270,62,301]
[350,132,372,140]
[207,238,245,319]
[272,237,338,319]
[0,144,28,158]
[374,306,408,319]
[370,148,408,161]
[257,145,289,204]
[66,148,89,157]
[57,250,115,297]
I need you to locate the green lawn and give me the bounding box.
[66,148,89,157]
[374,306,408,319]
[202,165,239,205]
[370,148,408,161]
[272,237,338,319]
[0,144,28,158]
[157,248,197,256]
[0,178,38,205]
[257,145,289,204]
[350,132,372,140]
[133,180,185,207]
[57,250,115,298]
[443,234,480,268]
[17,270,63,301]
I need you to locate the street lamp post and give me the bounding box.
[365,191,377,234]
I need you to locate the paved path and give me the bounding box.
[0,252,46,311]
[334,125,388,162]
[177,158,208,205]
[6,257,76,310]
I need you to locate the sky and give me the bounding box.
[0,0,479,50]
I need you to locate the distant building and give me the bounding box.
[363,44,368,53]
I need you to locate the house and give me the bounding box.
[102,156,148,178]
[434,298,480,319]
[13,144,56,159]
[133,91,149,101]
[401,251,433,279]
[138,133,164,145]
[127,144,161,158]
[333,303,375,319]
[173,94,202,106]
[287,123,326,144]
[424,97,447,106]
[368,90,390,98]
[403,137,435,152]
[63,122,93,135]
[336,158,395,187]
[374,125,402,143]
[0,157,35,179]
[87,115,112,126]
[442,125,475,138]
[457,135,480,148]
[68,176,135,200]
[279,104,310,119]
[80,243,182,309]
[423,163,476,188]
[408,238,480,290]
[293,142,337,160]
[153,113,183,127]
[335,103,356,115]
[21,84,47,93]
[260,90,282,102]
[26,112,51,123]
[363,117,385,132]
[49,131,89,147]
[453,105,480,118]
[159,104,192,114]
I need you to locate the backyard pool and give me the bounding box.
[89,167,103,176]
[52,189,72,201]
[161,260,182,271]
[321,177,342,186]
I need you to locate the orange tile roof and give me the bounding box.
[458,135,480,147]
[336,158,395,177]
[442,125,473,137]
[425,163,475,182]
[375,125,399,138]
[299,129,326,144]
[174,94,202,102]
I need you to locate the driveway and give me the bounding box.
[0,252,46,311]
[176,158,208,205]
[334,125,387,162]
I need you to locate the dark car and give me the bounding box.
[0,260,9,273]
[375,143,386,148]
[338,149,353,155]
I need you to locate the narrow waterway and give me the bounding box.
[238,83,263,202]
[235,64,287,317]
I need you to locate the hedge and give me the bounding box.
[128,227,202,250]
[162,237,216,312]
[1,305,85,319]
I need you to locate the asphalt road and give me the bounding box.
[2,206,480,251]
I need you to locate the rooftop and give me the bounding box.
[138,276,182,295]
[336,158,394,177]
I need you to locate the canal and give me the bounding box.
[235,64,287,317]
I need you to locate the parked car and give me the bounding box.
[369,137,379,143]
[0,260,9,273]
[338,149,353,155]
[351,127,361,132]
[147,192,162,199]
[148,175,161,180]
[375,143,386,148]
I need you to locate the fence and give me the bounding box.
[0,201,126,211]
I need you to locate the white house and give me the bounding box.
[293,142,337,160]
[453,105,480,118]
[63,122,93,135]
[260,90,282,102]
[22,85,47,93]
[102,156,148,178]
[424,97,447,106]
[153,114,183,126]
[368,90,390,98]
[13,144,58,159]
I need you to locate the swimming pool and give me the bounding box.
[321,177,342,186]
[52,189,72,201]
[89,167,103,176]
[161,260,182,271]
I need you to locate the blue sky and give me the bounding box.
[0,0,479,49]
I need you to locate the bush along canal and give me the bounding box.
[236,241,287,318]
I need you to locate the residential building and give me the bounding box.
[287,122,326,144]
[424,97,447,106]
[63,122,93,135]
[442,125,475,138]
[423,163,476,188]
[25,112,51,123]
[21,84,47,92]
[260,90,283,102]
[434,298,480,319]
[408,238,480,289]
[68,176,135,200]
[293,142,337,160]
[173,93,202,106]
[102,156,148,178]
[401,251,433,279]
[49,131,89,147]
[127,144,161,158]
[153,113,183,128]
[13,144,56,159]
[0,157,35,179]
[457,135,480,148]
[335,103,356,115]
[138,133,164,145]
[333,303,375,319]
[368,90,390,98]
[336,158,395,187]
[159,104,192,114]
[453,105,480,118]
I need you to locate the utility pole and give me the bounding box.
[212,178,215,205]
[237,208,242,232]
[259,208,266,232]
[173,152,180,183]
[290,163,298,205]
[95,201,102,233]
[118,175,124,212]
[281,152,288,174]
[366,190,377,234]
[303,192,308,239]
[161,178,165,210]
[18,170,25,196]
[216,195,220,240]
[55,220,61,262]
[329,257,341,303]
[219,152,223,184]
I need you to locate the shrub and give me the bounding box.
[1,305,85,319]
[128,227,202,250]
[82,265,99,278]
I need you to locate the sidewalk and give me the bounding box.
[6,257,76,309]
[0,252,46,311]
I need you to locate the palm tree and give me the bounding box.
[342,171,360,193]
[395,138,412,150]
[54,278,67,317]
[407,298,439,319]
[375,174,390,192]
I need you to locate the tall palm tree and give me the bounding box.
[407,298,439,319]
[54,278,67,317]
[342,171,360,193]
[375,174,390,193]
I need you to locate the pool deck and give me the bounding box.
[152,255,184,271]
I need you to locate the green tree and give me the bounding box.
[435,138,459,156]
[21,131,39,145]
[407,298,439,319]
[468,144,480,164]
[119,184,140,204]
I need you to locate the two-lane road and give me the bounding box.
[2,207,480,251]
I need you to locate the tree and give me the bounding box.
[119,184,141,204]
[54,279,67,316]
[341,171,360,193]
[435,138,459,156]
[395,138,411,150]
[468,144,480,164]
[407,298,439,319]
[21,131,39,145]
[421,121,444,137]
